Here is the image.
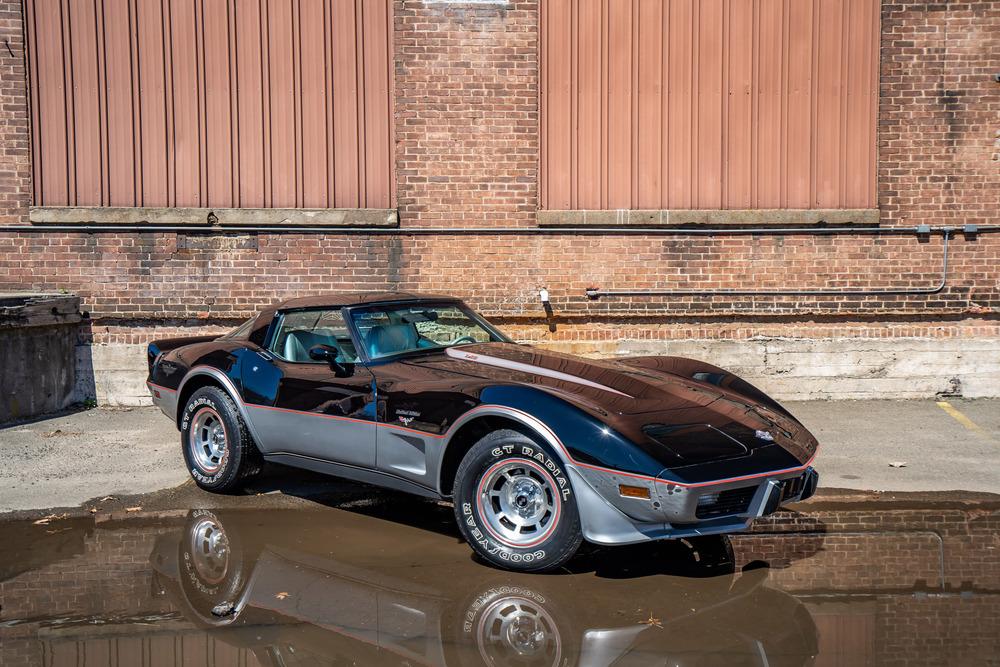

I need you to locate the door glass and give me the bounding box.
[269,309,359,363]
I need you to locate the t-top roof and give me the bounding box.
[274,291,459,310]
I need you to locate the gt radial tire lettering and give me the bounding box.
[183,397,229,482]
[463,586,548,634]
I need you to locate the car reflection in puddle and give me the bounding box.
[2,496,999,666]
[151,508,817,667]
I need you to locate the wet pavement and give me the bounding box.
[2,483,999,666]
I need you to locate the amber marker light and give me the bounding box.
[618,484,651,500]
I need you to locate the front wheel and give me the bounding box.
[453,429,583,572]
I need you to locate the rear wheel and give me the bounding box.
[453,429,582,572]
[177,510,248,627]
[180,386,261,493]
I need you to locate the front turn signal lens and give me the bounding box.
[618,484,651,500]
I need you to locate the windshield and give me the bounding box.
[219,317,254,340]
[350,302,509,360]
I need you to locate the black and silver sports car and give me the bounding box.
[147,292,818,571]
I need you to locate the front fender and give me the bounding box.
[439,385,665,490]
[438,385,666,545]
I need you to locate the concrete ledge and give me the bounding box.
[82,335,1000,406]
[537,209,880,227]
[29,206,399,227]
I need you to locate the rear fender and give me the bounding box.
[147,335,219,373]
[175,367,265,446]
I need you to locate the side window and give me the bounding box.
[269,309,359,363]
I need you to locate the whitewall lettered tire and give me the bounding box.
[453,429,583,572]
[180,386,261,493]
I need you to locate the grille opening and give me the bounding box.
[780,475,805,502]
[695,485,757,519]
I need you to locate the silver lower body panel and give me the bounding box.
[570,465,818,546]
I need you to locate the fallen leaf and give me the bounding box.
[100,496,115,502]
[640,613,663,629]
[888,461,907,468]
[41,429,81,438]
[125,506,142,512]
[275,592,290,600]
[32,513,67,525]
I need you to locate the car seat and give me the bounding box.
[282,329,340,362]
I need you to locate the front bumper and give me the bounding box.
[569,465,818,546]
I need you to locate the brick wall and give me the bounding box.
[0,0,29,225]
[879,1,1000,229]
[0,0,998,403]
[394,0,538,228]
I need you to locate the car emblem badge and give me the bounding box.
[399,416,414,426]
[755,430,774,441]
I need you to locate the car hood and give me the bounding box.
[412,343,817,467]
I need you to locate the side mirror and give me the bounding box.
[308,345,352,377]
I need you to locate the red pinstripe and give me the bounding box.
[166,369,817,490]
[146,380,177,393]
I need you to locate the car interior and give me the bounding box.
[364,323,436,359]
[273,326,359,364]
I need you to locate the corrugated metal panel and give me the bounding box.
[540,0,879,210]
[44,635,266,667]
[25,0,394,209]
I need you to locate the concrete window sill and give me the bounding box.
[29,206,398,228]
[536,209,880,228]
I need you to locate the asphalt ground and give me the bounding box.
[0,398,998,514]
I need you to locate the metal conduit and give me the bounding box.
[5,223,990,300]
[587,230,953,299]
[2,224,997,235]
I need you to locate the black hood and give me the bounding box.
[408,343,817,468]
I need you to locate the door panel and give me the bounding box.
[242,349,377,468]
[370,358,482,490]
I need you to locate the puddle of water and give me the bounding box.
[1,498,998,666]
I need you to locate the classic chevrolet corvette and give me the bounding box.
[147,292,818,571]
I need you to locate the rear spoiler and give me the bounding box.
[147,335,219,373]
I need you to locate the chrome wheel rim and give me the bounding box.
[479,460,559,547]
[189,516,229,584]
[477,595,561,667]
[189,407,227,474]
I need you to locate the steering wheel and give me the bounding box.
[451,335,478,346]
